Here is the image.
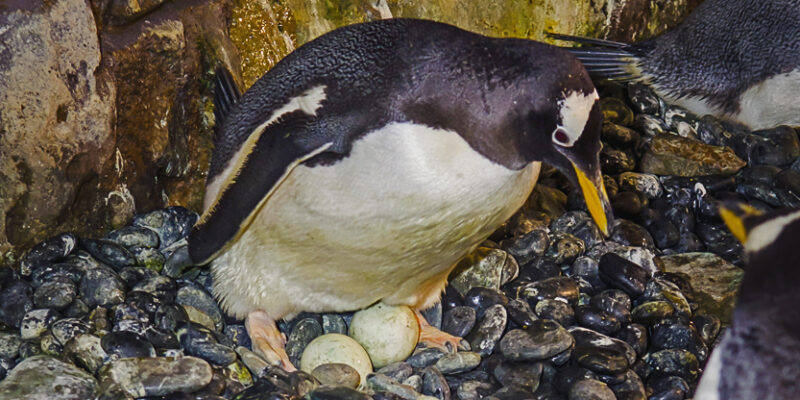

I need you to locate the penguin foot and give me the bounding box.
[415,310,466,352]
[246,310,296,371]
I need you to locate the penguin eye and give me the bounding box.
[553,128,570,146]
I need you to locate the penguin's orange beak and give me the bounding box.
[572,162,613,236]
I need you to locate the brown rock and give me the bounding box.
[640,134,746,176]
[658,252,744,323]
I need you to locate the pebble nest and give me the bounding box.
[1,82,798,400]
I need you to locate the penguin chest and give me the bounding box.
[212,122,539,319]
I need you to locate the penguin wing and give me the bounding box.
[188,111,333,265]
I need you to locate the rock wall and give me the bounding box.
[0,0,700,267]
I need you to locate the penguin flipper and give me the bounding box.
[547,32,641,82]
[188,112,333,265]
[213,66,242,130]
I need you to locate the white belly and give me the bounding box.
[211,122,540,319]
[662,68,800,130]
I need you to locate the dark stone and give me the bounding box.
[0,280,34,327]
[286,317,323,367]
[132,207,198,250]
[553,365,598,395]
[465,304,507,356]
[627,83,661,115]
[608,369,646,400]
[644,349,700,382]
[101,330,156,358]
[551,211,604,249]
[611,192,643,219]
[644,216,680,250]
[133,275,177,303]
[615,323,648,357]
[464,287,508,320]
[80,266,126,307]
[503,228,550,266]
[589,290,631,326]
[499,321,574,362]
[33,277,77,310]
[646,375,689,400]
[750,126,800,166]
[106,226,161,249]
[407,348,446,369]
[307,385,372,400]
[631,301,675,325]
[506,298,538,329]
[155,304,189,333]
[603,122,641,146]
[691,314,721,345]
[545,233,586,265]
[178,322,237,365]
[600,97,634,126]
[50,318,91,346]
[491,359,543,392]
[518,277,580,305]
[442,306,476,337]
[19,233,77,276]
[534,299,575,328]
[376,362,413,382]
[575,306,621,335]
[421,366,450,400]
[600,146,636,174]
[610,220,655,249]
[598,253,647,298]
[650,322,708,363]
[80,238,137,270]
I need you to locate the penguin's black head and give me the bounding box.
[513,53,612,235]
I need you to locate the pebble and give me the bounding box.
[502,228,550,265]
[465,304,507,356]
[610,219,655,249]
[650,322,708,363]
[32,277,77,310]
[491,358,543,392]
[600,97,634,126]
[534,299,575,327]
[132,207,198,250]
[627,83,661,115]
[631,301,675,325]
[300,334,373,386]
[598,253,647,297]
[464,287,508,320]
[130,247,166,272]
[63,333,108,374]
[435,352,481,374]
[499,321,573,361]
[98,356,212,397]
[20,309,60,340]
[574,306,621,335]
[0,332,21,359]
[367,373,429,399]
[377,361,414,382]
[20,233,77,276]
[616,323,648,357]
[322,313,348,335]
[308,385,372,400]
[608,369,646,400]
[442,306,476,337]
[0,355,97,400]
[505,298,537,329]
[348,303,419,368]
[0,280,34,328]
[50,318,91,346]
[106,226,160,249]
[644,349,700,382]
[568,379,616,400]
[450,248,517,296]
[551,211,604,249]
[176,283,223,332]
[286,317,324,366]
[635,113,669,136]
[602,122,641,146]
[79,266,125,307]
[545,233,586,265]
[80,239,136,269]
[311,363,361,388]
[101,330,156,358]
[177,322,237,365]
[600,146,636,173]
[518,276,580,305]
[407,348,446,369]
[692,314,721,345]
[421,366,451,399]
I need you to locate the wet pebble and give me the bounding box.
[534,299,575,327]
[132,207,197,250]
[435,352,481,374]
[505,298,538,329]
[311,363,360,388]
[464,287,508,320]
[650,322,708,363]
[50,318,91,346]
[106,226,160,249]
[308,385,372,400]
[442,306,476,337]
[79,266,125,307]
[19,308,59,340]
[0,355,97,399]
[0,280,34,328]
[98,356,212,397]
[20,233,77,276]
[644,349,700,382]
[80,239,136,270]
[499,320,573,362]
[491,358,543,392]
[421,366,451,399]
[568,379,616,400]
[407,348,446,369]
[0,332,21,360]
[287,317,324,367]
[465,304,507,356]
[176,283,223,332]
[31,271,74,307]
[63,333,108,374]
[575,306,621,335]
[101,330,156,358]
[598,253,647,297]
[519,276,580,305]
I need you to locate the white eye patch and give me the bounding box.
[553,89,599,147]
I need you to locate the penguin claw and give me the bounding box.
[415,310,466,352]
[246,310,297,372]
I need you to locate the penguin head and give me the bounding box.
[515,58,612,236]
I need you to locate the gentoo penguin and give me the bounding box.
[550,0,800,130]
[695,204,800,399]
[188,18,612,369]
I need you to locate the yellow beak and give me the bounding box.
[718,202,762,243]
[572,163,613,236]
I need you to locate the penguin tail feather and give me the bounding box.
[213,66,242,130]
[547,32,642,82]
